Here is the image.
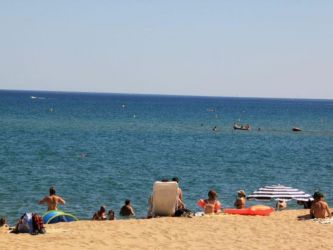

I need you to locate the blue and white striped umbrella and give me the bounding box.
[247,184,313,201]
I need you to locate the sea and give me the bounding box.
[0,90,332,223]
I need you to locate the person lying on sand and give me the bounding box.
[92,206,107,220]
[198,190,222,214]
[234,190,246,209]
[38,186,65,211]
[119,200,135,217]
[310,192,331,219]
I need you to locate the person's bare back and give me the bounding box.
[310,192,331,219]
[39,187,65,211]
[311,200,331,219]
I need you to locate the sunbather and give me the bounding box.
[108,210,115,220]
[234,190,246,209]
[92,206,107,220]
[310,192,331,219]
[198,190,222,214]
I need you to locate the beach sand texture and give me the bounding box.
[1,210,332,250]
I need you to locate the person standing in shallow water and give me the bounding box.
[38,186,65,211]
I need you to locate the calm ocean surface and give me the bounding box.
[0,90,332,222]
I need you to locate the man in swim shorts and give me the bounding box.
[38,186,66,211]
[310,191,331,219]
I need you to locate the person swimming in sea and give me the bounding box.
[38,186,65,211]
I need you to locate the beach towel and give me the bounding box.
[312,218,333,224]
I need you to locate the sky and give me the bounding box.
[0,0,332,99]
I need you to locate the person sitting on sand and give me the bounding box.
[172,177,186,210]
[0,217,9,232]
[38,186,65,211]
[310,192,332,219]
[172,177,183,202]
[108,210,115,220]
[276,200,287,211]
[198,190,222,214]
[92,206,107,220]
[119,200,135,217]
[234,190,246,209]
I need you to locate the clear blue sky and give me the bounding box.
[0,1,332,98]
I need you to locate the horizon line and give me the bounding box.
[0,88,332,101]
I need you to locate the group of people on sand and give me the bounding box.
[1,182,331,230]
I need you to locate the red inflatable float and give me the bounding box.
[224,205,274,216]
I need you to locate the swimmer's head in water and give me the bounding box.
[208,190,217,200]
[161,178,169,182]
[49,186,56,195]
[172,177,179,183]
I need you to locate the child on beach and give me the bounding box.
[92,206,107,220]
[197,190,222,214]
[310,192,332,219]
[119,200,135,217]
[108,210,115,220]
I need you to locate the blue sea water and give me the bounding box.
[0,90,332,222]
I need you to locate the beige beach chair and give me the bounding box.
[151,181,179,217]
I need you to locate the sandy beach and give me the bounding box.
[1,210,332,250]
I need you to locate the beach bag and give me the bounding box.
[32,213,46,235]
[16,213,33,234]
[14,213,46,235]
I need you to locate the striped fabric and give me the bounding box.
[247,184,313,201]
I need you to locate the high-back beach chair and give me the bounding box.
[152,181,179,217]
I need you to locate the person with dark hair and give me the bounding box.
[197,190,222,214]
[38,186,65,211]
[172,177,183,202]
[0,217,9,232]
[92,206,107,220]
[119,200,135,217]
[310,192,331,219]
[108,210,115,220]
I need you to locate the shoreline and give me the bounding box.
[2,209,333,250]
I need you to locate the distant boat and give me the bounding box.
[30,96,37,99]
[233,123,251,131]
[292,127,302,132]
